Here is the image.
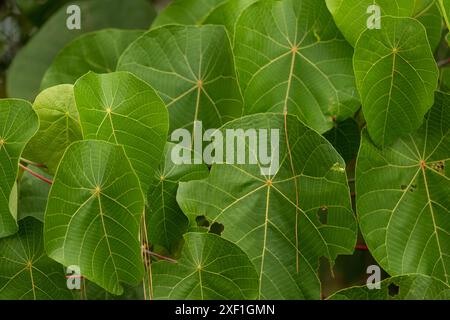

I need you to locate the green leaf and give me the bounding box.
[74,71,169,194]
[353,16,438,147]
[7,0,156,100]
[439,66,450,93]
[0,217,73,300]
[234,0,360,134]
[356,92,449,284]
[41,29,144,90]
[0,99,39,238]
[152,232,259,299]
[438,0,450,29]
[147,143,209,255]
[177,113,357,299]
[23,84,82,174]
[152,0,228,27]
[117,25,243,132]
[326,0,443,50]
[18,168,52,223]
[324,118,361,163]
[44,140,145,295]
[329,274,450,300]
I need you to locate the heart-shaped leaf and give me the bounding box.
[7,0,156,100]
[326,0,442,50]
[152,232,259,299]
[44,140,145,295]
[0,218,73,300]
[41,29,144,90]
[177,113,356,299]
[329,274,450,300]
[356,92,449,284]
[234,0,360,134]
[74,71,169,194]
[117,25,243,133]
[23,84,82,174]
[147,143,209,255]
[354,16,439,147]
[0,99,38,238]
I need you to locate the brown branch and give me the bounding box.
[142,247,177,264]
[19,164,53,185]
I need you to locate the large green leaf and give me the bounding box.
[74,71,168,194]
[356,92,449,284]
[23,84,82,174]
[0,218,73,300]
[0,99,38,238]
[41,29,144,90]
[7,0,156,100]
[329,274,450,300]
[147,143,209,255]
[117,25,243,133]
[152,232,259,299]
[44,140,145,295]
[354,16,438,147]
[177,113,357,299]
[326,0,443,50]
[234,0,360,134]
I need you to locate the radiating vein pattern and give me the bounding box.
[357,92,450,284]
[234,0,360,134]
[177,114,356,299]
[117,25,243,133]
[44,141,145,295]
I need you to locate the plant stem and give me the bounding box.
[355,244,368,251]
[438,57,450,67]
[20,157,47,168]
[19,164,53,185]
[142,247,177,264]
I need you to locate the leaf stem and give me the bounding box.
[19,164,53,185]
[142,247,177,264]
[20,158,47,168]
[355,244,368,251]
[438,58,450,68]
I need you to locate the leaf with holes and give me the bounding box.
[74,71,169,194]
[41,29,144,90]
[117,25,243,133]
[44,140,145,295]
[356,92,449,284]
[234,0,360,134]
[0,99,39,238]
[151,232,259,299]
[353,16,438,147]
[177,113,357,299]
[0,218,73,300]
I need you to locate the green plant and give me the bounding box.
[0,0,449,300]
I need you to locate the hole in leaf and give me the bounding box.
[317,206,328,224]
[409,184,417,193]
[209,222,224,236]
[388,283,400,297]
[196,215,210,228]
[400,184,407,190]
[431,161,445,173]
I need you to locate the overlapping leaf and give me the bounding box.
[23,84,82,174]
[44,140,145,295]
[41,29,144,89]
[74,71,169,194]
[7,0,156,100]
[147,143,209,255]
[177,113,356,299]
[117,25,243,133]
[324,118,361,162]
[152,232,259,299]
[0,218,72,300]
[329,274,450,300]
[354,16,439,147]
[439,0,450,29]
[356,92,449,284]
[326,0,442,50]
[0,99,38,238]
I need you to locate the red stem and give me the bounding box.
[438,57,450,67]
[20,158,47,168]
[19,164,53,185]
[355,244,369,251]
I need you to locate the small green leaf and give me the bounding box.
[44,140,145,295]
[356,92,449,284]
[117,25,243,133]
[74,71,169,194]
[152,232,259,299]
[41,29,144,90]
[23,84,82,174]
[0,218,73,300]
[329,274,450,300]
[0,99,39,238]
[353,16,438,147]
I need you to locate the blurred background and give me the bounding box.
[0,0,386,298]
